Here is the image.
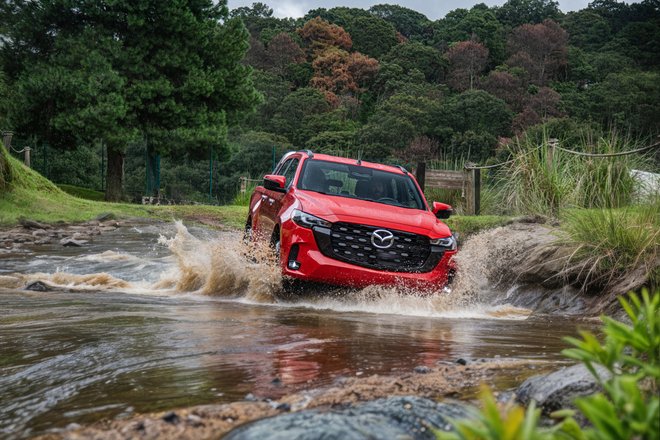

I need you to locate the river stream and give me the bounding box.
[0,222,597,438]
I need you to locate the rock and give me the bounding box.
[223,396,471,440]
[276,403,291,412]
[516,364,610,415]
[96,212,116,222]
[25,281,53,291]
[455,358,467,366]
[414,366,431,374]
[31,229,48,237]
[60,238,88,247]
[162,412,180,425]
[18,217,49,229]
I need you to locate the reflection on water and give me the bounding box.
[0,223,595,438]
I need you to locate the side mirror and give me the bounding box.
[432,202,453,219]
[263,174,286,192]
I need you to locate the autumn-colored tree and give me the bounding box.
[395,135,439,163]
[480,69,528,112]
[310,48,379,106]
[528,87,563,119]
[506,19,568,85]
[297,17,352,58]
[446,40,489,91]
[266,33,305,75]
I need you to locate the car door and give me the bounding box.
[259,155,300,238]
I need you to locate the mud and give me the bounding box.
[34,360,547,440]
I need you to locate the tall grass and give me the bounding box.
[0,142,11,193]
[232,182,257,206]
[559,200,660,289]
[498,132,652,215]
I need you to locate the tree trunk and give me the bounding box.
[105,146,124,202]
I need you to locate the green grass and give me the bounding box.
[57,184,106,201]
[445,215,512,237]
[498,132,651,216]
[0,142,248,229]
[559,202,660,288]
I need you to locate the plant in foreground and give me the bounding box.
[437,289,660,440]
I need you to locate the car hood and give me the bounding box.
[295,190,451,238]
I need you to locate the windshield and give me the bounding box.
[297,159,426,210]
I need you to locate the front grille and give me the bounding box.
[313,222,439,273]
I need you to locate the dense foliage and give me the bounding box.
[1,0,658,202]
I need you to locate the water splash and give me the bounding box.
[2,221,541,319]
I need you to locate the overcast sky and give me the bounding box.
[226,0,602,20]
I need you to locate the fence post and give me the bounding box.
[240,176,247,194]
[473,168,480,216]
[415,161,426,190]
[463,165,481,216]
[2,131,12,149]
[547,138,558,172]
[24,147,31,168]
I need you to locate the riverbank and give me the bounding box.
[34,358,553,440]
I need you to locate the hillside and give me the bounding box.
[0,143,247,228]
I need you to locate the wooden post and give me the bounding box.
[24,146,31,168]
[462,166,481,216]
[473,168,481,216]
[464,168,474,215]
[415,161,426,190]
[547,138,558,173]
[240,176,247,194]
[2,131,12,149]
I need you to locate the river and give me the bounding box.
[0,222,596,438]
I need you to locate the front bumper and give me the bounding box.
[280,220,456,290]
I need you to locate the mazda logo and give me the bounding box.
[371,229,395,249]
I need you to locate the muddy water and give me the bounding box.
[0,223,596,439]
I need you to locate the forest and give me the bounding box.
[1,0,659,205]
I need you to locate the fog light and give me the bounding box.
[288,260,301,270]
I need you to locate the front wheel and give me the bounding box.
[243,217,253,242]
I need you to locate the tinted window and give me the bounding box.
[281,158,299,189]
[298,160,424,210]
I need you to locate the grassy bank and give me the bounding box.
[0,143,248,229]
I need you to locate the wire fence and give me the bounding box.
[463,137,660,170]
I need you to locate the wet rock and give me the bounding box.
[96,212,116,222]
[31,229,48,237]
[516,363,610,415]
[162,412,180,425]
[25,281,52,291]
[18,217,49,229]
[414,366,431,374]
[276,403,291,412]
[60,238,88,247]
[455,358,467,366]
[223,396,471,440]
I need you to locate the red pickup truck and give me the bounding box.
[246,151,456,290]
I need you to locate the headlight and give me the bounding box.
[430,235,457,250]
[292,210,332,229]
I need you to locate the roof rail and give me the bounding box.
[396,165,409,174]
[299,149,314,158]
